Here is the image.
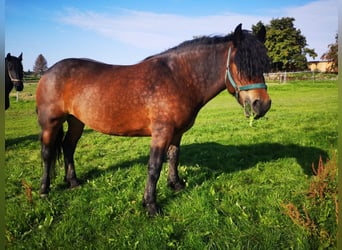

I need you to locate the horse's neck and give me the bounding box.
[179,46,228,104]
[5,61,8,76]
[5,62,13,92]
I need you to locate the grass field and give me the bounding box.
[5,80,338,249]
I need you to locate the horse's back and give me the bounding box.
[36,58,154,135]
[36,57,200,136]
[37,58,121,101]
[42,58,117,81]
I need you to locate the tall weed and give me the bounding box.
[282,152,338,249]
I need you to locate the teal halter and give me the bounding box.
[225,47,267,101]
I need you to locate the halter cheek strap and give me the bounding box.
[225,47,267,101]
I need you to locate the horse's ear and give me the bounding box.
[256,25,266,43]
[6,53,11,60]
[18,53,23,61]
[233,23,244,46]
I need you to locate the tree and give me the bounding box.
[321,34,338,72]
[252,18,317,71]
[33,54,48,76]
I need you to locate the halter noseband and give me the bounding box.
[8,70,22,82]
[6,60,22,83]
[225,47,267,101]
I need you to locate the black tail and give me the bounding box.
[53,126,64,177]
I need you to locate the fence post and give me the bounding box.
[312,71,315,83]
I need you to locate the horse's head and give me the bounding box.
[225,24,271,119]
[6,53,24,91]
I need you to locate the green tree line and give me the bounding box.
[252,17,318,72]
[29,17,338,74]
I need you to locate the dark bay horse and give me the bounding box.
[5,53,24,110]
[36,24,271,215]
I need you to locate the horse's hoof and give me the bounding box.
[142,200,162,216]
[168,179,186,191]
[67,178,80,189]
[40,192,48,198]
[147,204,162,216]
[69,184,81,191]
[69,181,80,189]
[40,184,50,198]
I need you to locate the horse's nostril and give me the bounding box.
[252,99,261,112]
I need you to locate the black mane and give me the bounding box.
[145,30,270,79]
[233,31,270,80]
[144,34,232,60]
[165,34,232,52]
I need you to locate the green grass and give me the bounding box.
[5,80,338,249]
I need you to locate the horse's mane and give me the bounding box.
[145,30,270,80]
[233,31,270,80]
[165,34,232,52]
[144,34,232,61]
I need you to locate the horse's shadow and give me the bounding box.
[5,134,327,180]
[5,134,40,149]
[79,142,328,186]
[181,142,327,176]
[4,130,94,149]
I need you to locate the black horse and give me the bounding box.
[5,53,24,110]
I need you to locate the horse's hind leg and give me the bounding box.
[167,134,185,191]
[62,115,84,188]
[39,120,65,197]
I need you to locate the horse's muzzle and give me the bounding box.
[14,82,24,91]
[244,98,271,119]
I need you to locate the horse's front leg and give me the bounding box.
[143,145,165,215]
[5,93,10,110]
[167,136,185,191]
[143,126,175,216]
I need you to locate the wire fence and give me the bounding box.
[23,71,338,84]
[264,71,338,83]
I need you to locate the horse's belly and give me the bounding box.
[92,120,152,137]
[73,107,152,136]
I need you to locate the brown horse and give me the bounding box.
[36,24,271,215]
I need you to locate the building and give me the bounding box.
[307,61,336,73]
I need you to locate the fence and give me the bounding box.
[264,71,338,83]
[22,71,338,84]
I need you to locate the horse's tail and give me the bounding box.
[52,126,64,178]
[40,125,64,179]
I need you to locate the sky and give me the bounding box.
[5,0,338,71]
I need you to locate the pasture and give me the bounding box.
[5,79,337,249]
